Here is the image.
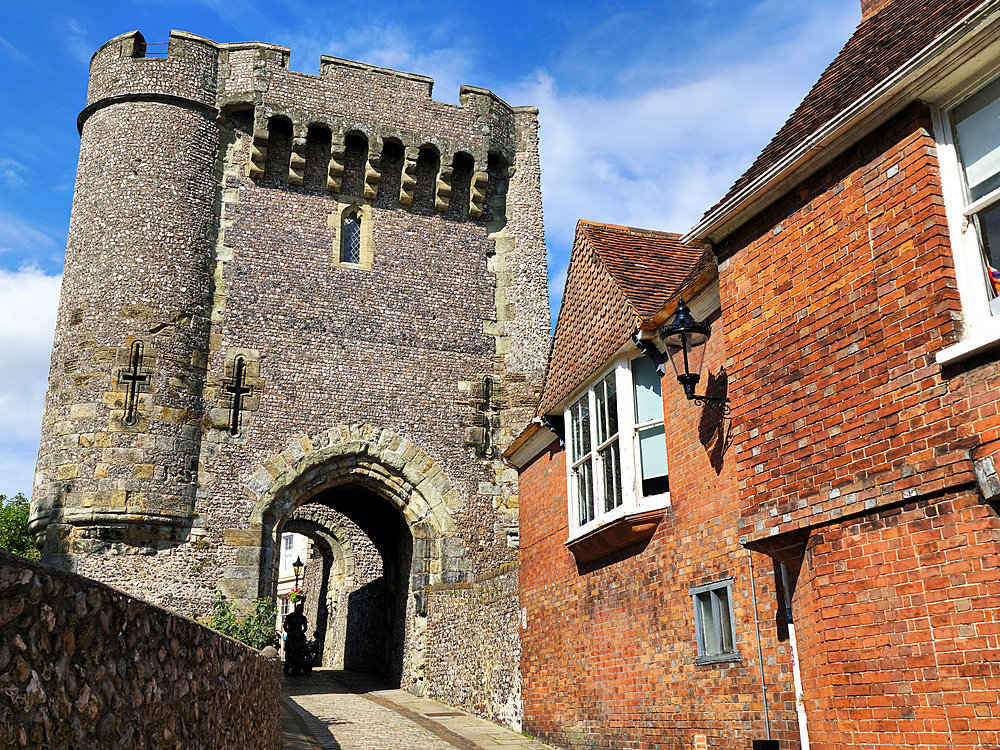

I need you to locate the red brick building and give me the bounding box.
[509,221,801,749]
[684,0,1000,747]
[513,0,1000,747]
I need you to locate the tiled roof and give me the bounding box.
[707,0,986,218]
[537,221,711,416]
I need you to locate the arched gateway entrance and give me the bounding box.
[228,424,465,694]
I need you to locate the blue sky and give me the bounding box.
[0,0,860,497]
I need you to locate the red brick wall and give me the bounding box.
[519,318,800,749]
[717,101,1000,748]
[719,102,967,547]
[796,491,1000,748]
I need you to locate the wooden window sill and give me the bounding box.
[565,507,665,563]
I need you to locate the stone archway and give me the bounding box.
[224,423,466,694]
[281,506,357,668]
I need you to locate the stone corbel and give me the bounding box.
[468,170,488,218]
[399,147,419,205]
[435,160,453,213]
[248,128,268,180]
[327,133,346,193]
[288,125,307,186]
[364,136,382,201]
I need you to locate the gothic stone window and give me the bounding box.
[330,200,373,271]
[565,355,669,535]
[342,211,361,264]
[691,578,738,664]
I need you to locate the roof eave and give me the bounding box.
[683,0,1000,246]
[503,419,560,470]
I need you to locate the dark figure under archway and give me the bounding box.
[278,482,414,686]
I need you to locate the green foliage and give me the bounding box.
[194,592,280,651]
[0,493,40,561]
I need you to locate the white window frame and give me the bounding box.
[934,60,1000,365]
[691,578,738,665]
[564,354,670,542]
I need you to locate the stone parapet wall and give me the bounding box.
[426,563,521,731]
[0,551,280,750]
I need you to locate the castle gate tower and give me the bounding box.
[31,30,548,700]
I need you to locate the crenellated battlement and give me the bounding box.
[84,30,534,153]
[81,30,539,218]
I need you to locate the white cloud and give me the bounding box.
[0,269,61,455]
[279,22,477,105]
[500,1,858,261]
[0,159,27,189]
[0,35,28,63]
[0,441,45,499]
[63,19,92,65]
[0,209,59,255]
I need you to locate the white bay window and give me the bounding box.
[952,76,1000,313]
[565,355,669,535]
[935,68,1000,364]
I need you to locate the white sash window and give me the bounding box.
[565,356,669,536]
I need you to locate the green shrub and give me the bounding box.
[194,592,280,651]
[0,493,40,561]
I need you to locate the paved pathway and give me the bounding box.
[280,669,557,750]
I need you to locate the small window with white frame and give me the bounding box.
[565,355,669,535]
[691,578,738,664]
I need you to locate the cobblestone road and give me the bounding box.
[281,669,557,750]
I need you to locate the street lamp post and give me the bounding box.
[293,556,303,589]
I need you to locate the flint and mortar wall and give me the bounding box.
[291,502,384,670]
[0,550,280,750]
[32,28,548,715]
[426,563,522,731]
[34,27,547,600]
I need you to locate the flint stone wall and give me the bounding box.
[426,563,521,730]
[0,551,280,750]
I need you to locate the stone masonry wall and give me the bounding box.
[32,27,548,716]
[0,551,280,750]
[33,26,548,608]
[426,563,522,731]
[291,502,383,669]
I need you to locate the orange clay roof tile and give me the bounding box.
[537,221,711,415]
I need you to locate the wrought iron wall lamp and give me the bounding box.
[657,297,731,416]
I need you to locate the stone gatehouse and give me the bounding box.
[30,29,548,715]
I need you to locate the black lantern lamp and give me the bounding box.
[657,297,730,415]
[292,556,303,589]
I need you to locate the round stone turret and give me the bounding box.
[31,30,221,559]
